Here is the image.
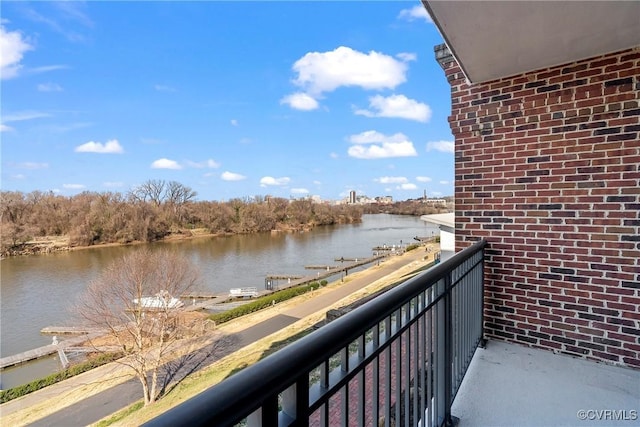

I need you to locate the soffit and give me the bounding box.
[423,1,640,83]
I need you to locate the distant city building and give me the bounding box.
[375,196,393,205]
[349,190,356,204]
[424,198,447,204]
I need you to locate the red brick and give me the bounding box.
[446,46,640,367]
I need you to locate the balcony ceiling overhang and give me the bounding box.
[423,1,640,83]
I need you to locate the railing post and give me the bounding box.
[442,271,455,427]
[435,278,446,426]
[479,246,487,348]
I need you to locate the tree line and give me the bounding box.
[362,198,453,216]
[0,180,363,256]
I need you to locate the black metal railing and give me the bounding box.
[145,239,487,427]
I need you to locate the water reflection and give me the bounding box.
[0,214,436,388]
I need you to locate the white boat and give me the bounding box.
[133,290,184,309]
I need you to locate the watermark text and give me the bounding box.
[577,410,638,421]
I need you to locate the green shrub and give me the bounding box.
[0,352,123,403]
[209,284,320,324]
[405,243,420,252]
[320,280,328,286]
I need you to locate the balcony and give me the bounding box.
[145,239,639,426]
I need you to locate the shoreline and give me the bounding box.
[0,244,438,426]
[1,223,336,259]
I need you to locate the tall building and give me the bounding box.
[349,190,356,204]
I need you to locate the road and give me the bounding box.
[1,247,434,426]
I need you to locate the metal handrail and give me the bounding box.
[145,239,487,427]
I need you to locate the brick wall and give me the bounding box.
[437,46,640,368]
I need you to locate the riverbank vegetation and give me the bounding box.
[210,280,329,325]
[0,352,123,404]
[0,180,364,257]
[363,197,453,216]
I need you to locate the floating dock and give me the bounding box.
[0,333,103,370]
[266,254,386,291]
[40,326,103,335]
[304,265,335,270]
[180,292,218,299]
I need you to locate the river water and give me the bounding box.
[0,214,437,388]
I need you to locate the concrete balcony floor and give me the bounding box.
[452,340,640,427]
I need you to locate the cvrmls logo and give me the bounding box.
[577,409,638,421]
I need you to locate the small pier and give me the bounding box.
[0,333,102,370]
[265,254,386,291]
[40,326,103,335]
[180,292,218,299]
[371,246,398,251]
[304,265,334,270]
[265,274,304,281]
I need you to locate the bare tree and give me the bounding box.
[74,249,202,405]
[164,181,197,223]
[164,181,196,206]
[130,179,166,207]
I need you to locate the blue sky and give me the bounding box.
[1,1,454,202]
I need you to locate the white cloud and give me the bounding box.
[439,180,450,185]
[280,92,319,111]
[330,152,339,159]
[17,162,48,170]
[291,188,309,195]
[416,176,432,183]
[27,65,69,75]
[151,158,182,170]
[63,183,85,189]
[53,1,94,28]
[103,181,124,188]
[399,183,418,190]
[2,110,51,132]
[48,122,92,133]
[186,159,220,169]
[37,82,63,92]
[426,140,455,153]
[396,52,417,62]
[230,119,238,126]
[75,139,124,154]
[1,124,13,132]
[313,180,322,186]
[375,176,408,184]
[154,84,176,92]
[347,131,418,159]
[221,171,246,181]
[355,94,432,122]
[24,4,90,42]
[260,176,291,187]
[398,5,433,23]
[291,46,407,96]
[0,25,33,79]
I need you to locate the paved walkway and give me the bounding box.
[0,245,436,426]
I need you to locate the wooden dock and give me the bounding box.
[266,254,386,291]
[304,265,334,270]
[0,332,103,370]
[40,326,103,335]
[265,274,304,280]
[180,292,218,299]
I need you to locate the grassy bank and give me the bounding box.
[0,353,123,404]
